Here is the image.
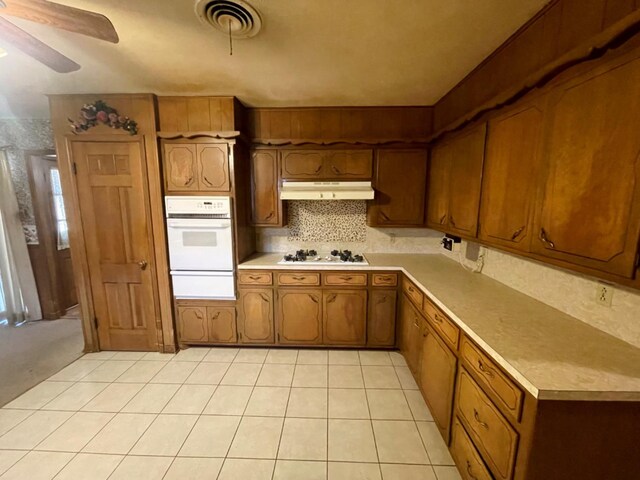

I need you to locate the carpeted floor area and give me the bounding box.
[0,318,84,407]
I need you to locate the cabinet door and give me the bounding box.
[368,149,428,226]
[426,141,452,229]
[276,289,322,344]
[325,150,373,179]
[164,143,198,192]
[177,305,208,343]
[399,294,423,376]
[368,289,397,347]
[323,289,367,345]
[197,144,230,191]
[207,306,237,343]
[251,150,284,226]
[280,150,324,179]
[237,289,274,344]
[532,55,640,278]
[479,101,545,251]
[420,325,457,442]
[447,123,486,237]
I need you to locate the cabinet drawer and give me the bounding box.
[402,277,423,308]
[371,273,398,287]
[422,298,460,351]
[324,273,368,286]
[451,417,493,480]
[238,271,273,286]
[460,337,523,421]
[277,272,321,286]
[456,368,518,480]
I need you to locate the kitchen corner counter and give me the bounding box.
[239,252,640,401]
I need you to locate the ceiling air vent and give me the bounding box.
[195,0,262,38]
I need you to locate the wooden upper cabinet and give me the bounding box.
[157,96,239,132]
[532,54,640,278]
[276,289,322,345]
[323,289,367,345]
[165,144,198,192]
[368,149,428,227]
[447,123,487,237]
[426,124,486,237]
[163,142,230,193]
[280,149,373,180]
[479,100,545,251]
[237,288,274,344]
[251,150,285,227]
[197,144,230,192]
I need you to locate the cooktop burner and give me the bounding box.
[278,249,368,265]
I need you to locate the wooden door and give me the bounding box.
[177,305,208,343]
[420,325,457,442]
[237,288,274,343]
[276,289,322,344]
[251,150,283,226]
[197,144,230,192]
[447,123,486,237]
[426,141,452,229]
[164,143,197,192]
[367,289,397,346]
[532,55,640,278]
[280,150,324,179]
[73,141,158,350]
[368,149,428,226]
[325,150,373,179]
[207,306,237,343]
[479,101,545,251]
[399,294,423,377]
[323,289,367,345]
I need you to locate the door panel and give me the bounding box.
[276,289,322,344]
[367,289,397,346]
[280,150,324,179]
[325,150,373,179]
[177,306,208,343]
[237,288,274,343]
[197,144,230,191]
[426,142,452,229]
[164,143,197,192]
[251,150,282,226]
[207,306,237,343]
[73,141,158,351]
[323,289,367,345]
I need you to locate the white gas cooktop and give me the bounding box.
[277,249,369,266]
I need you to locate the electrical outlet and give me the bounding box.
[596,283,614,307]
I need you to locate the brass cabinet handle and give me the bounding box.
[264,211,275,221]
[477,359,495,378]
[308,294,319,304]
[249,275,262,280]
[138,260,148,270]
[331,165,342,175]
[466,461,479,480]
[473,408,489,429]
[539,228,556,249]
[292,276,306,281]
[327,293,337,303]
[313,164,322,174]
[449,215,457,227]
[433,313,443,324]
[511,225,525,241]
[379,211,391,222]
[339,276,353,281]
[259,293,270,302]
[210,312,220,320]
[184,176,193,186]
[378,276,392,282]
[408,286,415,293]
[439,214,447,225]
[202,176,214,187]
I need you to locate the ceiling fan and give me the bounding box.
[0,0,118,73]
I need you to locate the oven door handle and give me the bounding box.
[167,224,231,230]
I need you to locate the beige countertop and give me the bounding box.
[239,253,640,401]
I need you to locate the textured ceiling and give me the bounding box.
[0,0,548,118]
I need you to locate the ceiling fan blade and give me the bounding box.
[0,16,79,72]
[0,0,118,43]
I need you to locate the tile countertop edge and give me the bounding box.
[238,253,640,402]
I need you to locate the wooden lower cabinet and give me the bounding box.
[276,289,322,344]
[451,417,494,480]
[177,305,208,343]
[237,288,275,344]
[367,289,397,346]
[420,323,458,443]
[399,293,424,377]
[177,302,236,345]
[323,289,367,345]
[207,306,237,343]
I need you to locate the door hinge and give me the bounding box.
[72,162,77,175]
[93,317,99,329]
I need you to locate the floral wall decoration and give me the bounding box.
[68,100,138,135]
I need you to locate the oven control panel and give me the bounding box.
[165,196,231,217]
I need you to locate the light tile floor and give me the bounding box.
[0,348,462,480]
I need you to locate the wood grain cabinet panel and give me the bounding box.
[207,306,237,343]
[450,417,494,480]
[420,324,458,442]
[399,294,424,377]
[280,150,325,179]
[277,289,322,344]
[422,298,460,352]
[532,54,640,278]
[426,141,452,228]
[324,150,373,179]
[251,149,284,226]
[164,144,198,192]
[456,368,518,480]
[479,100,546,251]
[238,271,273,286]
[323,289,367,345]
[277,272,321,286]
[367,289,397,347]
[368,149,428,227]
[197,144,230,192]
[323,272,368,286]
[177,306,208,343]
[237,288,274,344]
[371,273,398,287]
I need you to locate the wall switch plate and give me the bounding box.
[596,283,614,307]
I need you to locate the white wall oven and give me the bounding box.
[166,196,235,299]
